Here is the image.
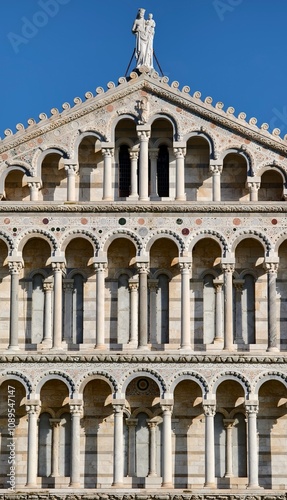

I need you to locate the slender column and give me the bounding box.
[28,181,41,202]
[161,404,173,488]
[126,418,137,477]
[233,279,244,344]
[129,149,139,199]
[174,147,186,201]
[265,262,279,351]
[69,403,82,487]
[149,149,158,199]
[148,279,158,345]
[137,130,150,201]
[209,164,223,202]
[102,146,114,201]
[65,163,78,202]
[148,420,158,477]
[112,404,125,487]
[8,261,23,350]
[94,263,107,348]
[52,262,65,349]
[246,403,259,488]
[223,419,235,478]
[63,279,74,343]
[41,279,53,347]
[203,403,216,488]
[179,262,191,349]
[221,263,235,351]
[137,262,149,348]
[26,403,41,487]
[213,278,224,342]
[50,418,61,477]
[246,179,260,201]
[129,279,138,346]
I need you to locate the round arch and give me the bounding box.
[35,372,75,398]
[77,371,118,395]
[102,230,142,255]
[210,371,251,397]
[33,147,68,178]
[230,231,271,256]
[73,130,105,157]
[253,371,287,396]
[148,112,178,137]
[184,131,215,158]
[145,231,184,256]
[60,230,100,255]
[220,148,253,175]
[16,230,58,255]
[109,114,138,143]
[169,371,209,398]
[120,369,166,397]
[0,371,32,396]
[187,231,227,256]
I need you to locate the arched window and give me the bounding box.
[157,145,169,197]
[119,145,131,198]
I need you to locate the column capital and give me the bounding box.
[233,278,245,291]
[137,129,151,141]
[128,278,139,291]
[8,260,23,274]
[209,164,223,175]
[51,261,66,272]
[213,277,224,291]
[43,279,53,292]
[64,163,79,175]
[148,278,159,291]
[264,261,279,274]
[69,403,83,415]
[173,147,186,159]
[101,146,114,158]
[63,278,74,291]
[129,149,139,161]
[221,262,235,273]
[161,402,173,413]
[27,181,41,189]
[245,403,259,415]
[136,261,149,273]
[203,403,216,417]
[223,418,235,429]
[112,403,125,414]
[26,403,41,415]
[49,418,61,427]
[126,418,138,426]
[149,148,159,160]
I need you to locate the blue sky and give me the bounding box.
[1,0,287,139]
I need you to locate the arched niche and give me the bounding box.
[78,136,103,202]
[115,118,138,200]
[278,240,287,349]
[258,379,287,489]
[4,169,29,201]
[221,153,248,201]
[185,136,210,201]
[173,379,204,488]
[83,378,113,488]
[40,153,66,201]
[258,169,284,201]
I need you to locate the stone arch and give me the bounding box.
[253,371,287,396]
[131,407,155,419]
[210,371,251,396]
[16,230,58,254]
[200,268,221,280]
[274,232,287,253]
[29,268,49,279]
[35,371,75,397]
[33,147,68,177]
[148,112,178,138]
[77,371,118,395]
[153,137,173,148]
[72,130,106,157]
[187,230,228,256]
[115,137,135,149]
[0,231,14,255]
[114,268,134,280]
[0,371,32,395]
[239,268,258,280]
[145,230,184,256]
[0,165,31,199]
[256,162,287,181]
[108,114,138,143]
[59,230,100,255]
[102,230,142,255]
[169,371,209,398]
[220,147,253,175]
[152,268,173,280]
[66,268,88,280]
[183,130,216,158]
[120,368,166,396]
[230,231,271,255]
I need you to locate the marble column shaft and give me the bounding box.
[180,262,191,349]
[52,263,65,349]
[222,263,235,350]
[203,403,216,487]
[8,261,23,350]
[137,263,149,348]
[161,404,173,488]
[137,130,150,201]
[129,280,139,346]
[209,164,222,202]
[69,403,82,487]
[26,403,40,487]
[95,263,107,348]
[246,404,259,488]
[223,419,235,478]
[174,147,186,201]
[102,147,114,201]
[129,150,139,198]
[126,418,137,477]
[112,404,124,486]
[265,262,279,351]
[65,164,78,202]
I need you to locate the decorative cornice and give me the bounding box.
[1,71,287,158]
[0,353,287,364]
[0,202,287,214]
[0,492,285,500]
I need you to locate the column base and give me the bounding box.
[112,482,124,487]
[7,345,19,351]
[26,483,38,488]
[95,344,106,350]
[204,482,216,488]
[267,346,279,352]
[161,482,173,488]
[69,482,81,488]
[179,345,192,351]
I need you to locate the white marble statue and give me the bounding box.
[132,9,155,69]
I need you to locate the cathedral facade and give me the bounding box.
[0,44,287,498]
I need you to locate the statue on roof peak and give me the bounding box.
[132,8,155,70]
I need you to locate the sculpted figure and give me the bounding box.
[132,9,155,69]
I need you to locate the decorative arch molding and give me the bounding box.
[187,230,228,256]
[152,268,173,280]
[77,371,118,395]
[148,112,178,137]
[0,231,14,255]
[29,268,49,279]
[0,165,32,197]
[200,268,221,280]
[145,230,184,255]
[220,147,254,174]
[253,371,287,395]
[239,269,259,280]
[120,368,167,396]
[131,407,154,419]
[230,230,271,255]
[73,129,106,157]
[274,232,287,253]
[108,114,138,143]
[16,229,58,254]
[169,371,209,397]
[152,138,173,149]
[115,137,135,149]
[184,129,216,158]
[32,147,68,178]
[230,408,246,419]
[216,407,230,419]
[66,268,88,280]
[34,371,75,397]
[0,370,32,395]
[256,162,287,180]
[103,229,142,255]
[114,268,134,280]
[210,370,251,396]
[39,407,56,418]
[59,229,100,255]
